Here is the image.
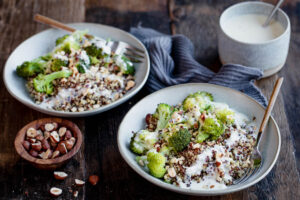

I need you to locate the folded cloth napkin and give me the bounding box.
[130,27,267,107]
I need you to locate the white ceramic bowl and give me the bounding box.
[118,83,281,196]
[218,1,291,77]
[3,23,150,117]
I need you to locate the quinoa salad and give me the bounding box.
[16,30,135,112]
[130,91,257,190]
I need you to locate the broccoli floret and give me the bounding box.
[89,56,100,65]
[55,30,86,54]
[40,53,53,61]
[130,130,158,155]
[159,145,170,156]
[168,128,191,152]
[215,108,235,125]
[16,57,48,77]
[199,117,225,141]
[84,44,102,57]
[76,63,86,73]
[136,155,148,170]
[182,91,213,111]
[33,70,72,94]
[55,34,69,46]
[195,131,210,143]
[120,56,135,75]
[152,103,172,131]
[50,59,68,71]
[59,41,80,54]
[147,152,166,178]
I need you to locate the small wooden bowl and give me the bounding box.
[14,118,83,170]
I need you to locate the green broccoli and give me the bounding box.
[55,34,69,46]
[16,57,48,78]
[55,30,86,54]
[120,56,135,75]
[40,53,53,61]
[130,130,158,155]
[33,70,72,94]
[159,145,170,156]
[89,56,100,65]
[182,91,213,111]
[147,152,166,178]
[76,63,86,73]
[215,108,235,125]
[50,59,68,71]
[195,131,210,143]
[168,128,191,152]
[84,44,102,58]
[152,103,173,131]
[198,117,225,141]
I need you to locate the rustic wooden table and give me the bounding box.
[1,0,300,199]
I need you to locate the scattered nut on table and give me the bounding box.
[50,187,62,197]
[75,179,85,186]
[88,175,99,186]
[54,171,68,180]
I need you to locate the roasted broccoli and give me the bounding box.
[168,128,191,152]
[195,131,210,143]
[16,57,48,78]
[50,59,68,72]
[55,31,86,54]
[153,103,173,131]
[147,152,166,178]
[215,108,235,125]
[76,63,86,73]
[84,44,102,58]
[198,117,225,141]
[55,34,69,46]
[89,56,100,65]
[130,130,158,155]
[120,56,135,75]
[182,91,213,111]
[33,70,72,94]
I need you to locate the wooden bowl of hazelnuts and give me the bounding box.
[14,118,83,170]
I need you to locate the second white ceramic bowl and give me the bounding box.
[218,1,290,77]
[118,83,281,196]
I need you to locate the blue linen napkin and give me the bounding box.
[130,27,267,107]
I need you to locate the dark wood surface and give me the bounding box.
[0,0,299,199]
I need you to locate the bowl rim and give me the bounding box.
[3,22,150,117]
[117,83,281,196]
[219,1,291,46]
[14,118,83,165]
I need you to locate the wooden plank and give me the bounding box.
[85,0,167,12]
[85,0,170,33]
[0,0,85,199]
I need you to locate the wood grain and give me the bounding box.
[0,0,300,199]
[0,0,85,199]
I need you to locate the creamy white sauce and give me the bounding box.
[177,103,256,189]
[223,14,285,43]
[93,39,111,55]
[78,50,90,66]
[53,51,68,61]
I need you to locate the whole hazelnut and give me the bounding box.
[41,139,50,150]
[22,140,31,151]
[29,149,38,157]
[89,175,99,186]
[64,130,72,140]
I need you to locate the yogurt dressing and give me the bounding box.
[222,14,285,43]
[177,104,257,189]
